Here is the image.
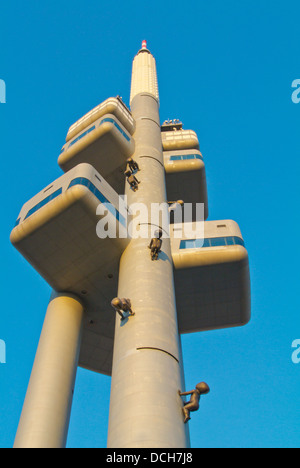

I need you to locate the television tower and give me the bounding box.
[11,42,251,448]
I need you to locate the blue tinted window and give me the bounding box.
[179,236,245,250]
[202,238,211,248]
[67,178,126,227]
[170,154,204,162]
[67,118,132,151]
[195,239,205,248]
[195,154,203,161]
[99,118,131,142]
[25,188,63,220]
[225,236,235,245]
[233,237,245,247]
[180,239,196,249]
[210,237,226,247]
[68,125,96,149]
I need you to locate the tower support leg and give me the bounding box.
[14,293,84,448]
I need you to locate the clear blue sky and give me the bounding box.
[0,0,299,448]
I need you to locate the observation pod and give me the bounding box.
[161,128,199,152]
[164,149,208,220]
[66,97,135,142]
[58,98,135,194]
[10,163,129,375]
[171,220,251,334]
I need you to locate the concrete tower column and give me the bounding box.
[107,45,189,448]
[14,293,84,448]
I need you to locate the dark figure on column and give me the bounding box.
[125,170,140,192]
[149,229,163,261]
[126,157,140,174]
[179,382,210,423]
[111,297,135,321]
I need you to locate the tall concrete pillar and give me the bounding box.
[107,45,189,448]
[14,293,84,448]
